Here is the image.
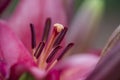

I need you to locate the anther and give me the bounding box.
[46,46,62,63]
[57,43,74,61]
[42,18,51,42]
[34,42,45,59]
[53,27,68,47]
[30,23,36,49]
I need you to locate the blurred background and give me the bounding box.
[75,0,120,48]
[92,0,120,48]
[0,0,120,49]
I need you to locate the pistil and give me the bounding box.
[38,24,64,69]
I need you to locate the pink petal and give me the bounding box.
[62,0,75,23]
[87,49,102,56]
[8,0,67,52]
[29,66,46,80]
[50,54,99,80]
[0,20,35,76]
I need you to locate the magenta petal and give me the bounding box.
[46,70,60,80]
[8,0,67,52]
[8,63,46,80]
[0,20,35,74]
[8,63,27,80]
[0,60,7,78]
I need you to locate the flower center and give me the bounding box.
[30,18,74,71]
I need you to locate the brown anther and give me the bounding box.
[34,42,45,59]
[42,18,51,42]
[46,46,61,63]
[57,43,74,61]
[30,23,36,49]
[53,27,68,47]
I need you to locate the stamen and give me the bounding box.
[42,18,51,42]
[53,27,68,47]
[38,23,64,69]
[57,43,74,61]
[34,42,45,59]
[46,46,61,63]
[46,60,58,71]
[85,42,120,80]
[42,24,64,60]
[46,43,74,71]
[30,23,36,49]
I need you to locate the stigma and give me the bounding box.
[54,23,64,32]
[30,18,74,71]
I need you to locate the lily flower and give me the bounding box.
[0,0,108,80]
[0,18,99,80]
[1,0,69,79]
